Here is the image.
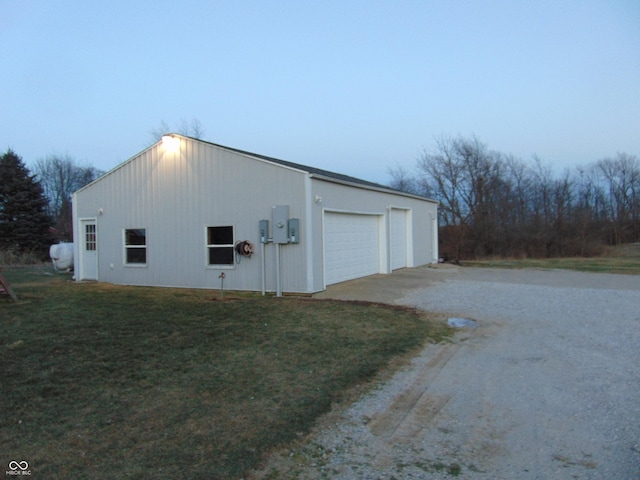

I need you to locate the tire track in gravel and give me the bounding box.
[368,342,459,441]
[365,342,460,472]
[251,267,640,479]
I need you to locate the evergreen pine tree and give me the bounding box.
[0,149,53,257]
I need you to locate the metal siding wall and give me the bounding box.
[75,139,309,292]
[310,179,437,291]
[74,138,438,293]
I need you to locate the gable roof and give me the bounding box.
[184,135,435,202]
[75,134,435,202]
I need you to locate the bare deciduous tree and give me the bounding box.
[596,153,640,244]
[33,155,102,241]
[387,164,419,195]
[149,118,205,143]
[391,135,639,259]
[149,120,171,143]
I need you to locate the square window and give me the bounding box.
[126,229,146,245]
[126,247,147,264]
[208,247,233,265]
[208,226,233,245]
[207,226,234,266]
[124,228,146,265]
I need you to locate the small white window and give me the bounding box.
[124,228,147,265]
[85,224,96,251]
[207,226,234,265]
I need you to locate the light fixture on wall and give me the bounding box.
[162,134,180,154]
[314,195,323,203]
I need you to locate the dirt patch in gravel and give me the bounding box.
[312,264,456,304]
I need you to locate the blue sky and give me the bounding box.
[2,0,639,184]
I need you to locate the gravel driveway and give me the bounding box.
[254,267,640,479]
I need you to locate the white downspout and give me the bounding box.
[71,192,79,281]
[304,174,314,293]
[432,212,439,263]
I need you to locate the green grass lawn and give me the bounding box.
[462,244,640,274]
[1,267,451,479]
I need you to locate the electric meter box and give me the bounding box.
[272,205,290,244]
[259,220,269,243]
[288,218,300,244]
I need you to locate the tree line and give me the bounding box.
[1,120,205,260]
[0,149,102,260]
[2,132,638,262]
[389,135,640,260]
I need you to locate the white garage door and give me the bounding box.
[324,212,380,285]
[390,209,407,270]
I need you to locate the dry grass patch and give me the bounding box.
[463,243,640,275]
[1,267,450,479]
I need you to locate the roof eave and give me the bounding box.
[309,173,439,204]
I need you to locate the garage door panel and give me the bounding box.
[390,209,407,270]
[324,212,380,285]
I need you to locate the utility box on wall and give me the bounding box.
[288,218,300,244]
[272,205,290,244]
[259,220,269,244]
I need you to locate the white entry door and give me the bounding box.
[324,212,380,286]
[79,219,98,280]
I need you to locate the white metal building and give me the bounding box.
[72,135,438,294]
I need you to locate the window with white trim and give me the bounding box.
[207,226,234,265]
[85,224,96,251]
[124,228,147,264]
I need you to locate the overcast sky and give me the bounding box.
[2,1,639,184]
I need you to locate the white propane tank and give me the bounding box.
[49,242,74,271]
